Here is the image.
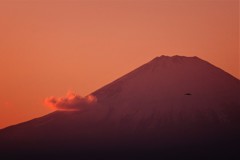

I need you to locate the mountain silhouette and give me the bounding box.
[0,55,239,159]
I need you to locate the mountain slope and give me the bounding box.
[0,55,239,159]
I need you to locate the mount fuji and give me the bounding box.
[0,55,239,159]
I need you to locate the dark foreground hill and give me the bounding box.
[0,55,239,159]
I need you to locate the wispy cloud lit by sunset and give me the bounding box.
[44,91,97,111]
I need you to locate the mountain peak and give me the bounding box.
[150,55,200,63]
[145,55,203,70]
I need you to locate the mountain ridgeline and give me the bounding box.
[0,56,239,159]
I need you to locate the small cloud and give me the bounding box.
[44,91,97,111]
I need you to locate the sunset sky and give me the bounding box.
[0,0,239,128]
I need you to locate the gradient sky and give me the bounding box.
[0,0,239,128]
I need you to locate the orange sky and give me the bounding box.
[0,0,239,129]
